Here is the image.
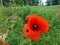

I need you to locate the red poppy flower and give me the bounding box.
[23,14,50,40]
[0,39,2,44]
[3,43,10,45]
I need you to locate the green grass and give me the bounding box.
[0,5,60,45]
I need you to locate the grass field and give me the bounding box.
[0,5,60,45]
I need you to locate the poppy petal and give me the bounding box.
[0,39,2,44]
[23,24,40,40]
[25,15,31,21]
[3,43,10,45]
[39,18,50,32]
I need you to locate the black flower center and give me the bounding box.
[32,24,39,30]
[26,29,29,32]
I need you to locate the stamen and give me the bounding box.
[32,24,39,30]
[34,25,37,28]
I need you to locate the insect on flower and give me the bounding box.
[23,14,50,40]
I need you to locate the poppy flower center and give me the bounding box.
[32,24,39,30]
[26,29,29,32]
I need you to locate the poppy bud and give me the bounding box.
[3,30,7,34]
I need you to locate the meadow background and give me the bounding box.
[0,0,60,45]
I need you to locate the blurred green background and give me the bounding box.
[0,0,60,45]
